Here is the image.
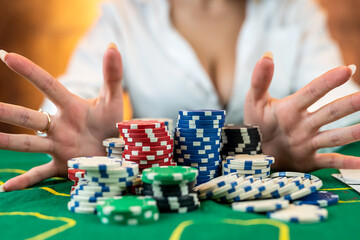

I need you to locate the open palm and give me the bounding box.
[244,54,360,171]
[1,45,124,191]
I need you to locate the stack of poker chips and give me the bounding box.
[196,171,325,204]
[67,156,139,214]
[174,110,225,185]
[220,125,262,160]
[141,166,200,213]
[96,196,159,225]
[222,154,275,178]
[116,120,176,172]
[103,138,125,157]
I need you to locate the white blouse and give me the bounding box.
[42,0,360,133]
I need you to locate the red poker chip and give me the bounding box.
[123,152,173,161]
[119,127,167,134]
[68,168,85,175]
[125,144,173,152]
[123,131,170,138]
[138,160,176,169]
[125,139,174,147]
[130,157,173,165]
[122,148,173,157]
[116,120,165,130]
[123,135,172,143]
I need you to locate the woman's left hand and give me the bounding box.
[244,53,360,171]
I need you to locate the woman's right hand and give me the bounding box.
[0,43,124,192]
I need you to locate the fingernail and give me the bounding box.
[0,185,5,192]
[262,51,273,60]
[0,49,8,62]
[108,42,118,50]
[348,64,357,76]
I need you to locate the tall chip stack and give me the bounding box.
[174,110,226,185]
[103,138,125,158]
[116,120,176,172]
[142,166,200,213]
[67,156,139,214]
[220,125,262,160]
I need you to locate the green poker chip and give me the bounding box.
[96,196,159,225]
[142,166,198,184]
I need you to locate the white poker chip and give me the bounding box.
[68,156,123,170]
[268,204,328,223]
[103,138,125,148]
[194,173,239,193]
[226,154,275,166]
[232,199,289,212]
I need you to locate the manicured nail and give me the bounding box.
[348,64,357,76]
[108,42,118,50]
[0,49,8,62]
[262,51,273,60]
[0,185,5,192]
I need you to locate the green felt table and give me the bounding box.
[0,143,360,240]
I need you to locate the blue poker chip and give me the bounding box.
[174,135,220,142]
[177,119,225,125]
[178,115,225,121]
[197,169,220,175]
[177,161,220,168]
[175,144,220,151]
[175,152,220,159]
[175,131,221,138]
[175,140,220,147]
[180,163,219,171]
[179,109,226,117]
[175,148,220,155]
[293,191,339,207]
[177,123,224,129]
[176,156,221,164]
[175,127,222,133]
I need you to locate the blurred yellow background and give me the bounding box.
[0,0,359,134]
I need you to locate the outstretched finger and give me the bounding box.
[308,92,360,130]
[311,123,360,149]
[247,52,274,104]
[0,102,50,131]
[314,152,360,169]
[0,132,53,153]
[0,50,73,107]
[1,162,58,192]
[290,65,354,111]
[100,43,124,102]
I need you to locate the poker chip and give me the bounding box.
[96,196,159,225]
[103,138,125,148]
[270,172,319,180]
[141,167,200,213]
[68,156,124,171]
[119,127,167,134]
[178,114,225,120]
[122,131,170,138]
[225,154,275,166]
[142,166,198,184]
[178,110,226,116]
[125,144,173,152]
[268,204,328,223]
[68,201,97,214]
[116,120,165,129]
[232,199,290,213]
[293,191,339,207]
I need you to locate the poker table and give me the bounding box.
[1,143,360,240]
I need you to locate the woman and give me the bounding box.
[0,0,359,192]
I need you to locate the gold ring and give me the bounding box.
[37,109,52,134]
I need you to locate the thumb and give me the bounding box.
[248,51,275,103]
[102,43,124,101]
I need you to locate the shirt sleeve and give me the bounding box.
[40,2,125,115]
[290,0,360,152]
